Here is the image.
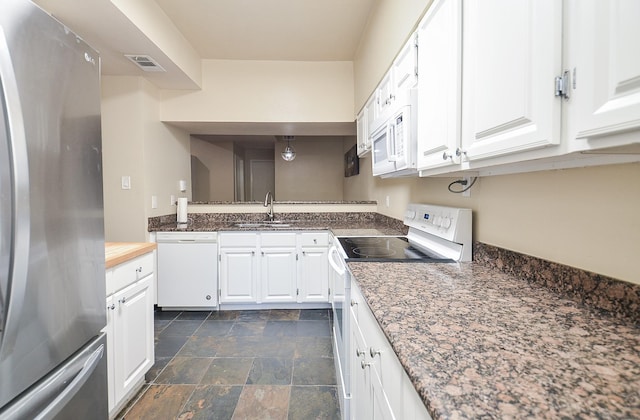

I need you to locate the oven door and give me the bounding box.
[371,122,396,176]
[328,243,351,418]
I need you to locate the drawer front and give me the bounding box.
[300,232,329,247]
[107,252,154,295]
[260,232,297,247]
[219,233,258,247]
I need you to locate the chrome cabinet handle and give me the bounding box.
[370,347,382,358]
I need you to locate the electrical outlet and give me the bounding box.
[121,175,131,190]
[385,195,390,207]
[151,195,158,209]
[463,177,471,197]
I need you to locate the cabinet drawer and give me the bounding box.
[107,252,154,295]
[219,233,258,247]
[300,232,329,247]
[260,232,297,247]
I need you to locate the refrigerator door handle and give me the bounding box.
[0,27,31,355]
[1,342,104,420]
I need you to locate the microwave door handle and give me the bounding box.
[387,124,397,162]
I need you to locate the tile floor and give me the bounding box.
[117,308,341,420]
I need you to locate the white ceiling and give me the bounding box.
[155,0,377,61]
[34,0,377,77]
[33,0,373,136]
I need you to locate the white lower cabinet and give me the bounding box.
[261,246,298,303]
[350,282,431,420]
[218,231,330,305]
[105,252,155,418]
[219,248,259,303]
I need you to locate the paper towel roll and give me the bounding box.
[177,197,188,223]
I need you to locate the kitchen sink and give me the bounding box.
[232,221,292,228]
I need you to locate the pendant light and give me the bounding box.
[281,135,296,161]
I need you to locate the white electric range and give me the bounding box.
[329,203,472,419]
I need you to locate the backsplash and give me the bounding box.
[473,242,640,324]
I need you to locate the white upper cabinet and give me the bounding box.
[416,0,462,172]
[392,34,419,94]
[564,0,640,151]
[357,95,376,156]
[375,70,395,127]
[460,0,563,162]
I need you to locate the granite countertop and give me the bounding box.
[347,261,640,419]
[105,242,156,268]
[150,220,404,236]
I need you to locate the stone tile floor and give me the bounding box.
[117,309,341,420]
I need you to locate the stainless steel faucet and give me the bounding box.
[263,191,274,221]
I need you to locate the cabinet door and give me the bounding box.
[565,0,640,146]
[260,247,297,303]
[350,318,372,420]
[376,71,395,123]
[393,34,418,93]
[299,247,329,303]
[371,367,396,420]
[219,248,258,303]
[113,276,154,404]
[461,0,562,161]
[104,295,115,414]
[357,108,370,157]
[416,0,462,173]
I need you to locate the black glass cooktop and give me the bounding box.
[337,236,454,263]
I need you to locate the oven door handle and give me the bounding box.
[328,246,346,275]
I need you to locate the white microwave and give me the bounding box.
[370,92,417,177]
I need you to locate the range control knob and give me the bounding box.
[442,217,452,229]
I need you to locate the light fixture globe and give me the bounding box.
[281,136,296,161]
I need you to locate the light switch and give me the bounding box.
[151,195,158,209]
[121,176,131,190]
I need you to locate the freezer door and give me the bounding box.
[0,333,108,420]
[0,0,106,408]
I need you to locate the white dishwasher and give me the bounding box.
[156,231,218,310]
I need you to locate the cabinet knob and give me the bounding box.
[119,296,127,304]
[361,360,372,370]
[356,348,366,358]
[350,299,358,307]
[206,295,212,300]
[455,147,467,158]
[442,151,453,161]
[313,239,317,244]
[370,347,382,358]
[136,267,143,273]
[252,251,255,256]
[107,304,115,310]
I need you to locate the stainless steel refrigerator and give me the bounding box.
[0,0,107,418]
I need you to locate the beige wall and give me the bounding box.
[276,138,345,201]
[190,138,235,201]
[160,60,355,123]
[343,136,375,201]
[341,162,640,284]
[101,75,191,242]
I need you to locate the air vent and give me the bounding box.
[124,54,166,72]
